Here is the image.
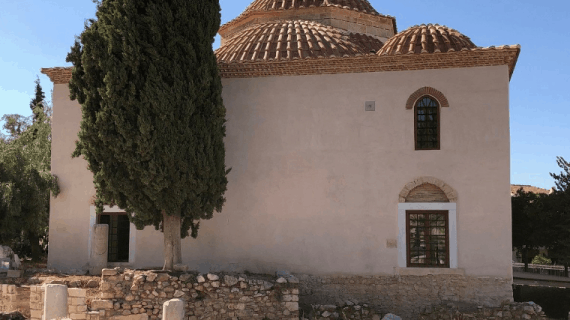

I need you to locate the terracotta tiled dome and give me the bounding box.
[219,0,396,43]
[216,20,383,62]
[242,0,379,15]
[377,24,477,55]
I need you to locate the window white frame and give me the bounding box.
[88,205,137,264]
[397,203,457,268]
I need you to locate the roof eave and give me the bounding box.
[42,47,520,83]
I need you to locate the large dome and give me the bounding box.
[242,0,379,15]
[216,20,383,62]
[219,0,396,45]
[378,24,476,55]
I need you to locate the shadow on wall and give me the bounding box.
[513,284,570,319]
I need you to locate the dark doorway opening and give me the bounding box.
[98,213,130,262]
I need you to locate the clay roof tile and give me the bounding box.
[216,20,384,63]
[378,24,477,55]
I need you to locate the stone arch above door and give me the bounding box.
[399,177,457,203]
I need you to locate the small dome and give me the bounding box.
[216,20,383,62]
[377,24,476,55]
[243,0,379,15]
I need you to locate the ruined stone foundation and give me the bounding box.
[298,274,513,319]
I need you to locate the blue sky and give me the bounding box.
[0,0,568,189]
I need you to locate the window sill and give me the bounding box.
[394,267,465,276]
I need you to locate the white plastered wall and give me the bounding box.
[48,84,96,271]
[48,65,512,278]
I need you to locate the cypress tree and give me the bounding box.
[30,77,45,122]
[67,0,228,270]
[547,156,570,276]
[550,156,570,192]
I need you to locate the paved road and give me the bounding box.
[513,271,570,288]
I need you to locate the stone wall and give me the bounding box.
[22,269,300,320]
[419,301,545,320]
[24,271,299,320]
[91,269,299,320]
[29,286,43,320]
[0,285,29,318]
[298,274,513,319]
[2,271,520,319]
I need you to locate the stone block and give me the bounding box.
[146,272,158,282]
[44,284,68,320]
[162,299,184,320]
[223,275,238,286]
[207,273,219,281]
[178,274,192,282]
[30,309,42,318]
[70,313,87,320]
[102,268,117,276]
[0,246,13,259]
[155,273,170,282]
[92,300,114,310]
[173,264,188,272]
[68,288,87,297]
[284,302,298,312]
[89,224,109,276]
[7,270,22,278]
[100,292,114,299]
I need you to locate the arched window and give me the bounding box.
[398,177,458,269]
[415,96,440,150]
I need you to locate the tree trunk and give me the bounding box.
[162,210,182,270]
[523,247,529,272]
[29,233,41,262]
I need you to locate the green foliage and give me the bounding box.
[66,0,228,238]
[1,114,31,143]
[543,157,570,268]
[513,157,570,273]
[30,77,45,122]
[0,82,59,259]
[511,188,549,268]
[550,156,570,192]
[531,254,552,265]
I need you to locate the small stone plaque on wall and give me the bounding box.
[386,239,397,248]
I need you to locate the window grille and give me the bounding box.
[415,96,440,150]
[407,211,449,267]
[98,213,130,262]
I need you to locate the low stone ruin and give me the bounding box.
[22,268,300,320]
[300,302,388,320]
[0,266,549,320]
[418,301,546,319]
[0,246,21,279]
